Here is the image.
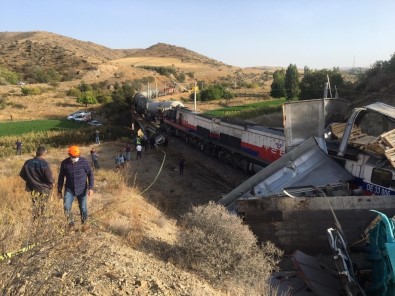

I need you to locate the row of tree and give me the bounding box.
[270,52,395,102]
[270,64,353,101]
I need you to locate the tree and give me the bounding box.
[299,69,345,100]
[285,64,300,100]
[195,84,234,102]
[176,72,186,83]
[270,69,286,98]
[77,90,97,107]
[102,83,135,125]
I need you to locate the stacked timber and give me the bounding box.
[331,122,377,150]
[382,130,395,167]
[330,123,395,167]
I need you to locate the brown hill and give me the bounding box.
[0,31,129,81]
[129,42,226,67]
[0,31,268,88]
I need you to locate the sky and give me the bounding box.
[1,0,395,69]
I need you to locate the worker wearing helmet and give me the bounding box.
[57,145,94,229]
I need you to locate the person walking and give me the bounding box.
[90,147,99,170]
[57,145,94,229]
[19,146,54,220]
[15,139,22,155]
[179,156,186,175]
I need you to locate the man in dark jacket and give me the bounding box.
[58,145,94,228]
[20,146,54,220]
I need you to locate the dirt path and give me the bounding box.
[91,135,249,219]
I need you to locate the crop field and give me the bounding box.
[205,98,285,119]
[0,119,81,137]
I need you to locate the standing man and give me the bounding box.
[58,145,94,229]
[15,139,22,155]
[95,130,100,145]
[19,146,54,220]
[179,156,186,175]
[136,143,142,160]
[90,147,99,170]
[124,144,132,162]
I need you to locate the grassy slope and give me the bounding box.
[0,119,81,136]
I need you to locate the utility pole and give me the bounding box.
[194,81,197,111]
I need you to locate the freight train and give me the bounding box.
[131,93,395,196]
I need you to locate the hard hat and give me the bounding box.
[68,145,80,157]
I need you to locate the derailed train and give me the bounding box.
[132,93,286,172]
[132,93,395,196]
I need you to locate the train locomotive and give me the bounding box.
[132,93,286,172]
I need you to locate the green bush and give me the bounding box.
[0,65,20,85]
[66,88,82,97]
[21,87,41,96]
[0,97,6,110]
[137,66,176,77]
[175,202,282,295]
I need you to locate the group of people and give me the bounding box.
[18,134,186,226]
[20,145,94,229]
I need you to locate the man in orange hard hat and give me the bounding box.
[58,145,94,229]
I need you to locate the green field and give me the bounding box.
[205,98,285,119]
[0,119,82,137]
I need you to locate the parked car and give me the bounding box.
[73,113,92,123]
[67,111,90,120]
[87,120,103,126]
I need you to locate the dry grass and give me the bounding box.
[0,143,169,252]
[175,202,283,296]
[0,85,95,121]
[112,56,224,73]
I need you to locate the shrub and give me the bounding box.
[66,88,82,97]
[175,202,282,295]
[20,87,41,96]
[0,65,20,85]
[0,97,6,110]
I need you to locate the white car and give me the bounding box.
[67,111,90,120]
[87,120,103,126]
[73,113,92,123]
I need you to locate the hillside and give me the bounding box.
[129,43,226,68]
[0,31,267,88]
[0,31,127,82]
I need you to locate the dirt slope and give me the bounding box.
[0,137,248,295]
